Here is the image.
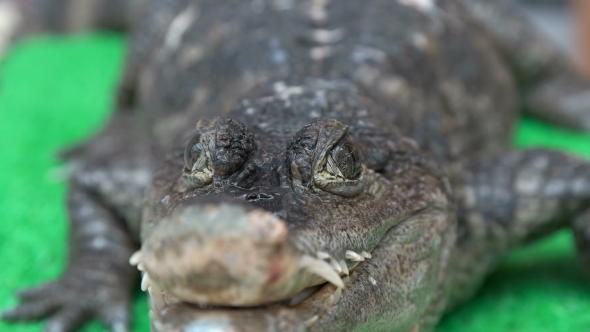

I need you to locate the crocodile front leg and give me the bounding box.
[448,148,590,309]
[462,0,590,131]
[1,183,137,332]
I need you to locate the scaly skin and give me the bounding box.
[2,0,590,331]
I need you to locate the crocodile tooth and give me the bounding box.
[300,255,344,289]
[343,276,350,286]
[332,287,342,305]
[129,251,142,266]
[345,250,365,262]
[330,258,343,274]
[327,293,336,306]
[339,259,349,276]
[141,273,151,291]
[303,315,319,328]
[316,251,330,260]
[361,251,372,259]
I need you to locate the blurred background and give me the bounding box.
[517,0,590,76]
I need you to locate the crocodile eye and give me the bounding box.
[288,118,366,197]
[326,137,362,180]
[313,134,365,197]
[183,133,213,188]
[182,118,255,189]
[184,134,205,171]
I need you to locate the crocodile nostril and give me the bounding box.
[245,193,274,202]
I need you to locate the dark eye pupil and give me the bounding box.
[184,135,204,170]
[330,138,361,179]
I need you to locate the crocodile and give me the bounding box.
[2,0,590,331]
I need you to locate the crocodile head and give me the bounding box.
[136,81,454,332]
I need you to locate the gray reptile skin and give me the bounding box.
[2,0,590,331]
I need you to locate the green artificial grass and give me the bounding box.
[1,33,590,332]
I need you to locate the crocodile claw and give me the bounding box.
[2,265,133,332]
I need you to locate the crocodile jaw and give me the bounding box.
[132,203,347,307]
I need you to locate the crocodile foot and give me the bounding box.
[2,259,133,332]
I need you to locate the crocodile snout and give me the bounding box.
[132,199,344,308]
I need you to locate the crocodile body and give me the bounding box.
[3,0,590,331]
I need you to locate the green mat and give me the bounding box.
[1,33,590,332]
